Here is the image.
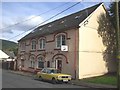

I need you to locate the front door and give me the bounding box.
[55,60,62,72]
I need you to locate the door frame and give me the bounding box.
[55,59,62,72]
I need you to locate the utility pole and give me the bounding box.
[116,1,120,90]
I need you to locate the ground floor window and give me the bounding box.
[38,57,44,68]
[52,59,62,72]
[31,60,35,68]
[30,57,35,68]
[47,61,50,67]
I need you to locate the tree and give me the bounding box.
[109,2,120,89]
[109,2,120,29]
[97,13,117,67]
[8,48,18,56]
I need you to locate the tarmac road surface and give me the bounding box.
[2,69,86,88]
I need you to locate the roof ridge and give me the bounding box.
[35,3,102,30]
[19,3,102,41]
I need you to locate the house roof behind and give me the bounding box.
[4,51,15,58]
[0,50,9,59]
[19,3,102,42]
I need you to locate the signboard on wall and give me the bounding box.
[61,45,68,51]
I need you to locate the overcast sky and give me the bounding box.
[0,0,111,43]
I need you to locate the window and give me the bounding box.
[30,57,35,68]
[21,42,25,51]
[31,40,36,50]
[38,57,44,68]
[47,61,50,67]
[56,35,66,48]
[39,39,45,49]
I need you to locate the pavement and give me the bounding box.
[8,70,117,88]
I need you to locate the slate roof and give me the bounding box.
[18,3,102,42]
[0,50,9,59]
[4,51,15,58]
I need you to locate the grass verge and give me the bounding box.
[80,74,117,86]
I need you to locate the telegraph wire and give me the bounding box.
[23,2,81,32]
[8,2,81,41]
[0,2,71,30]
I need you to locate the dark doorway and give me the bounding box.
[56,60,62,72]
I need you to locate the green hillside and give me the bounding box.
[0,39,18,55]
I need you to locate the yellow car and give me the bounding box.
[36,68,72,84]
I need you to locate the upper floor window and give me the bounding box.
[56,34,66,48]
[39,39,45,49]
[21,42,25,51]
[31,40,36,50]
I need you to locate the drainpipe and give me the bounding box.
[35,40,38,72]
[74,29,77,79]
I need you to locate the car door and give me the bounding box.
[41,68,47,79]
[43,69,51,80]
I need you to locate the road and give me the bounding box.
[2,70,86,88]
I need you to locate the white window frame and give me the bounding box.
[39,39,45,50]
[31,40,36,50]
[56,34,66,48]
[21,42,25,51]
[30,57,35,68]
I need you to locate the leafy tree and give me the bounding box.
[7,48,18,56]
[109,2,120,89]
[106,2,120,59]
[109,2,120,29]
[97,13,117,70]
[0,39,18,56]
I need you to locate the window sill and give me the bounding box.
[54,48,61,50]
[37,49,46,51]
[30,50,36,52]
[20,50,25,52]
[35,68,42,70]
[20,50,25,53]
[28,67,34,69]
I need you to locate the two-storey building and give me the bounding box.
[17,3,117,79]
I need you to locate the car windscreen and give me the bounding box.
[49,69,61,73]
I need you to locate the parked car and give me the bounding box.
[36,68,72,84]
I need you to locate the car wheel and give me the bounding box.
[39,76,43,81]
[52,78,56,84]
[66,81,71,84]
